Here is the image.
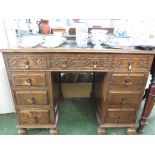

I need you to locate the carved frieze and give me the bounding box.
[111,57,122,68]
[50,54,110,70]
[5,55,47,69]
[50,56,75,68]
[111,55,152,71]
[32,56,46,66]
[139,58,150,69]
[84,57,110,67]
[6,56,18,67]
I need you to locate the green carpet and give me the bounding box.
[57,98,98,135]
[0,98,154,135]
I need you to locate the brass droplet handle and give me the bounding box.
[118,115,122,122]
[25,77,32,86]
[62,64,66,68]
[33,116,38,123]
[125,79,128,87]
[27,96,35,104]
[93,65,97,69]
[23,59,30,69]
[31,112,38,123]
[121,97,126,105]
[62,61,68,68]
[128,61,132,71]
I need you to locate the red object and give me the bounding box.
[72,19,80,23]
[37,19,51,34]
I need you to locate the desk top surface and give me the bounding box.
[0,42,155,54]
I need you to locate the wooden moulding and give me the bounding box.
[16,124,56,129]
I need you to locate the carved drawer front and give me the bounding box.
[110,73,147,87]
[11,72,46,86]
[50,54,110,71]
[104,108,136,124]
[107,91,141,106]
[5,54,47,70]
[111,55,153,72]
[15,90,48,105]
[19,110,50,124]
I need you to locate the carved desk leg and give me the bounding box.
[137,56,155,133]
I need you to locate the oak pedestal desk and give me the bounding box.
[1,46,154,135]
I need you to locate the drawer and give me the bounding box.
[11,72,47,86]
[50,54,110,71]
[107,91,141,106]
[14,90,48,105]
[110,73,147,87]
[18,109,50,124]
[104,108,136,124]
[111,55,153,72]
[4,54,47,70]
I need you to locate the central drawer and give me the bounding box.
[49,54,110,71]
[14,90,48,105]
[18,109,51,124]
[11,72,47,86]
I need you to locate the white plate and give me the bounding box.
[41,36,66,48]
[17,35,43,48]
[108,45,127,49]
[41,41,64,48]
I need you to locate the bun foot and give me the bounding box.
[18,128,27,135]
[50,128,58,135]
[127,128,136,135]
[97,127,105,135]
[137,127,144,133]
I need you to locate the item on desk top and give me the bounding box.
[90,29,108,49]
[104,35,131,49]
[76,33,88,48]
[41,35,66,48]
[37,19,51,34]
[134,45,155,50]
[75,22,88,48]
[115,30,128,38]
[17,35,43,48]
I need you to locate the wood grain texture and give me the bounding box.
[1,48,154,135]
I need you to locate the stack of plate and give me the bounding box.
[17,35,43,48]
[41,35,66,48]
[18,34,66,48]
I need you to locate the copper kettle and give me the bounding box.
[37,19,51,34]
